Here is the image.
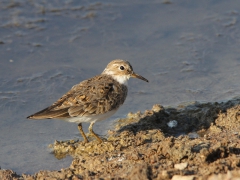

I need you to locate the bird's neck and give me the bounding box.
[111,75,129,86]
[102,71,129,86]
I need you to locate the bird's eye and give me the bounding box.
[120,66,125,70]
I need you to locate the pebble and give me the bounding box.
[174,162,188,170]
[172,175,195,180]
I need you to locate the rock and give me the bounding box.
[172,175,195,180]
[174,162,188,170]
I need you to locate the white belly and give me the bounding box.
[65,109,118,124]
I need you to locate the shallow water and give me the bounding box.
[0,0,240,174]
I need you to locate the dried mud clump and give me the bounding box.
[2,98,240,179]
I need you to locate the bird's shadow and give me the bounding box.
[116,97,240,138]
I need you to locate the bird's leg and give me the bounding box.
[77,123,89,144]
[89,122,103,143]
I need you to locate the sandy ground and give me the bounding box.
[1,98,240,179]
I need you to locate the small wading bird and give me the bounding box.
[27,59,148,143]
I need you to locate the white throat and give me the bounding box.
[112,75,129,85]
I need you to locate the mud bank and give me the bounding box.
[1,98,240,180]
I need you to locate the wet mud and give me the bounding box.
[1,98,240,179]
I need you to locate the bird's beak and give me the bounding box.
[131,72,149,82]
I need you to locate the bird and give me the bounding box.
[27,59,149,144]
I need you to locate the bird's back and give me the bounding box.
[27,74,128,120]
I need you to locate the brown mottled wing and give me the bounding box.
[27,74,127,119]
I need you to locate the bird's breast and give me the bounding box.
[65,108,118,123]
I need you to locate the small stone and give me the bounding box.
[174,162,188,170]
[167,120,178,128]
[171,175,195,180]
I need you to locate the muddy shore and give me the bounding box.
[1,98,240,180]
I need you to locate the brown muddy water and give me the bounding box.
[0,0,240,175]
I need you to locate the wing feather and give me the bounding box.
[27,74,127,120]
